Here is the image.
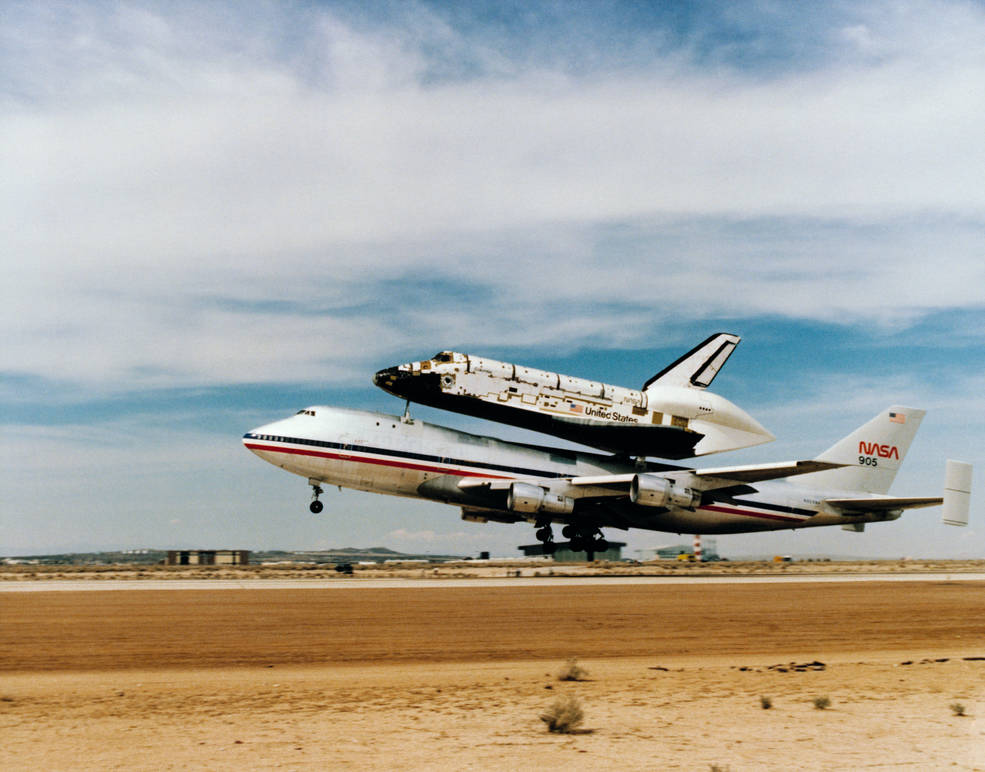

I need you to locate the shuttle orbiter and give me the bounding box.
[373,333,773,459]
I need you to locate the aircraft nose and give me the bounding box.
[374,366,402,391]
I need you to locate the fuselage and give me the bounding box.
[244,406,897,535]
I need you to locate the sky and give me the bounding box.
[2,0,984,559]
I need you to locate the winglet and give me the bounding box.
[643,333,741,391]
[943,460,972,526]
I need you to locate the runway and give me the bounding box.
[3,578,984,672]
[3,571,985,591]
[3,575,984,770]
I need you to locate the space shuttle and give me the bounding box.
[373,333,774,459]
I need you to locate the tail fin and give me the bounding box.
[796,406,925,494]
[643,333,740,391]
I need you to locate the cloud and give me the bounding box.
[1,2,983,559]
[3,1,985,394]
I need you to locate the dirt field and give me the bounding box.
[3,580,985,770]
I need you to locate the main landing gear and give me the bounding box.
[309,482,324,514]
[534,521,609,556]
[535,519,556,554]
[561,524,609,554]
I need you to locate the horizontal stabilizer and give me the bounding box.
[643,333,740,390]
[943,459,972,526]
[825,496,943,512]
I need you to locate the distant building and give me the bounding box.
[518,541,625,562]
[639,538,720,561]
[166,550,250,566]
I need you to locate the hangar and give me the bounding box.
[166,550,251,566]
[517,541,625,562]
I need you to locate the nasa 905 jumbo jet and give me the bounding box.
[244,403,971,553]
[373,334,774,459]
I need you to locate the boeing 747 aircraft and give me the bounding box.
[244,404,970,553]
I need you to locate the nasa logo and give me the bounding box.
[858,441,899,460]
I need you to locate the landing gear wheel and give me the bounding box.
[561,524,577,539]
[594,538,608,552]
[309,481,324,514]
[569,538,586,553]
[535,526,552,543]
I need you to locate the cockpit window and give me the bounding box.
[432,351,454,363]
[295,409,317,416]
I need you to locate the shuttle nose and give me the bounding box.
[374,366,403,393]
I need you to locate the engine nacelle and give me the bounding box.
[630,474,701,510]
[507,482,575,515]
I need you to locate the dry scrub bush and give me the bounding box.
[558,658,589,682]
[759,695,773,709]
[950,702,967,716]
[813,696,831,710]
[540,694,585,733]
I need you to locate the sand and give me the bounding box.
[2,579,984,770]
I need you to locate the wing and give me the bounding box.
[670,460,846,490]
[456,460,848,502]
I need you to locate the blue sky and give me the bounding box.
[2,0,984,558]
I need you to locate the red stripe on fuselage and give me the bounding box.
[243,442,513,480]
[698,503,808,523]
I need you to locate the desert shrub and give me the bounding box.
[813,696,831,710]
[558,658,588,682]
[540,694,585,733]
[760,695,773,709]
[950,702,967,716]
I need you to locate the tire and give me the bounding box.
[309,500,324,514]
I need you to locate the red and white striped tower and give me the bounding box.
[693,534,702,563]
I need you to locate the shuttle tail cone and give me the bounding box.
[942,460,972,527]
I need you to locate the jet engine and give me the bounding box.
[507,482,575,515]
[630,474,701,510]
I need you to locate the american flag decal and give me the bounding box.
[569,403,583,414]
[889,412,906,424]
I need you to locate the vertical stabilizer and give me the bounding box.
[795,406,925,494]
[643,333,741,390]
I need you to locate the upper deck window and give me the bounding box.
[296,409,317,416]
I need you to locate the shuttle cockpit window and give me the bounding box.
[296,409,317,416]
[432,352,454,363]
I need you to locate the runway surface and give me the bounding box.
[4,571,985,591]
[3,579,984,672]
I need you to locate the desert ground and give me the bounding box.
[2,569,984,770]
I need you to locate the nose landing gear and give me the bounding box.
[309,481,324,514]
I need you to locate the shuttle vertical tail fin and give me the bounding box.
[643,333,740,391]
[795,406,925,494]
